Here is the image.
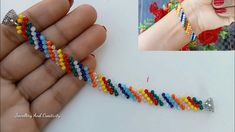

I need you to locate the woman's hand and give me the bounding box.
[183,0,235,35]
[0,0,106,131]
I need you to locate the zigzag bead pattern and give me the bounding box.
[2,11,214,113]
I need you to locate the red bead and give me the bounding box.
[23,16,28,22]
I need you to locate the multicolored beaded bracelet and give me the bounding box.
[2,9,214,113]
[175,2,197,42]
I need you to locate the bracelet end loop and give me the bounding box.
[204,98,215,112]
[2,9,18,26]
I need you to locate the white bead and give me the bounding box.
[31,31,36,36]
[32,36,37,41]
[78,76,83,80]
[34,45,39,50]
[31,26,36,32]
[34,40,38,45]
[52,45,56,49]
[73,60,78,65]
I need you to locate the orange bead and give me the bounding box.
[180,104,185,110]
[47,40,53,46]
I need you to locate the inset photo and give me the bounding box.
[138,0,235,51]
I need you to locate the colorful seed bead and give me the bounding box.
[118,83,129,99]
[79,64,87,81]
[138,88,147,103]
[129,86,141,103]
[145,89,157,105]
[150,90,164,106]
[181,96,195,111]
[192,97,204,110]
[139,88,152,105]
[166,93,179,109]
[123,84,135,101]
[162,93,174,108]
[89,69,97,88]
[57,49,66,71]
[47,41,55,61]
[172,94,185,110]
[187,96,199,111]
[107,79,119,96]
[98,74,107,93]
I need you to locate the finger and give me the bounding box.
[31,55,96,128]
[0,0,72,60]
[0,5,97,82]
[215,7,235,18]
[17,25,106,101]
[213,0,235,8]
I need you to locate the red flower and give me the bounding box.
[149,2,158,13]
[153,9,166,22]
[198,27,222,44]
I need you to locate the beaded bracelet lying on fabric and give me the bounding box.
[175,3,197,42]
[2,9,214,112]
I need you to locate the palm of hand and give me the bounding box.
[1,78,41,132]
[1,0,106,132]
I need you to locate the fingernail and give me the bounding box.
[102,26,107,31]
[91,54,96,57]
[68,0,74,7]
[214,0,224,6]
[215,8,226,13]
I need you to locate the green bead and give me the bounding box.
[74,72,78,77]
[199,106,204,110]
[155,95,159,100]
[69,56,73,61]
[114,92,119,96]
[27,22,32,27]
[107,79,111,83]
[151,90,154,94]
[198,100,202,104]
[29,38,34,44]
[159,101,164,106]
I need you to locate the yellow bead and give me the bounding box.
[103,89,107,93]
[16,26,22,30]
[149,101,153,105]
[147,97,150,101]
[57,49,62,54]
[59,59,64,62]
[17,30,22,34]
[58,54,63,58]
[17,19,23,24]
[98,73,102,78]
[18,14,23,19]
[61,66,66,70]
[139,88,144,93]
[144,94,148,98]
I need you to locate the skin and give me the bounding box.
[0,0,106,131]
[138,0,235,50]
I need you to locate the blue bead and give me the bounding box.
[84,65,88,71]
[43,45,47,49]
